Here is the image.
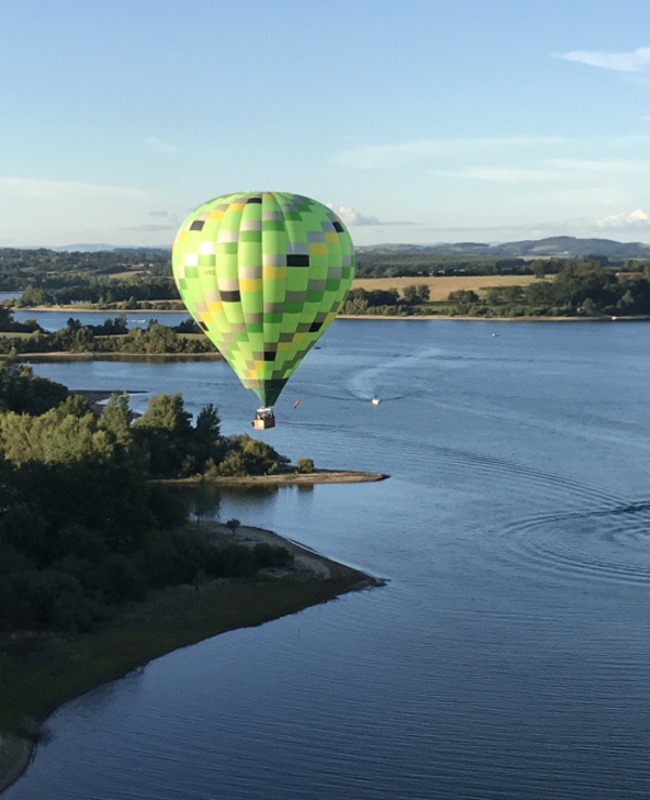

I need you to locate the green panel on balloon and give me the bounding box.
[172,191,355,407]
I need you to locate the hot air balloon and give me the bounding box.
[171,191,355,428]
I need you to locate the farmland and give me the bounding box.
[350,274,543,302]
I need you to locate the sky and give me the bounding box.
[3,0,650,248]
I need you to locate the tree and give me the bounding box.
[416,285,430,303]
[135,393,191,433]
[98,393,134,448]
[134,393,193,476]
[296,458,314,473]
[225,518,241,536]
[402,285,419,304]
[227,434,290,475]
[192,403,225,471]
[447,289,479,304]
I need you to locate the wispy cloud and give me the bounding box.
[431,157,649,184]
[558,46,650,73]
[124,223,178,232]
[433,166,565,183]
[332,136,572,170]
[548,157,646,173]
[144,136,177,154]
[0,177,148,201]
[124,210,180,232]
[0,177,155,245]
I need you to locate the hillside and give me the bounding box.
[355,236,650,259]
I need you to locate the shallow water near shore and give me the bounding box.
[6,318,650,799]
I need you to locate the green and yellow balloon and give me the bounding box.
[172,191,355,410]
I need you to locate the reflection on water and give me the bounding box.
[7,319,650,800]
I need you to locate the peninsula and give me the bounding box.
[0,521,385,794]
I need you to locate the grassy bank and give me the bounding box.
[0,523,382,792]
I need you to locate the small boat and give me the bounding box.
[371,397,381,406]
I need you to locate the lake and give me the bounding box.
[11,308,190,331]
[5,317,650,800]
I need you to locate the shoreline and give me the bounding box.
[10,304,650,324]
[18,351,223,362]
[338,313,650,322]
[0,522,384,795]
[157,469,388,486]
[0,735,32,795]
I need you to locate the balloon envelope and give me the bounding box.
[172,191,354,407]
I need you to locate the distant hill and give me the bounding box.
[54,243,119,252]
[356,236,650,259]
[12,235,650,260]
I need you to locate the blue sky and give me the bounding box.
[3,0,650,248]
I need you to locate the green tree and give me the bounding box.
[416,285,430,302]
[134,393,193,477]
[98,393,134,448]
[402,285,419,304]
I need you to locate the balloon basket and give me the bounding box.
[252,407,276,430]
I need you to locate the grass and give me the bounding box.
[351,274,543,301]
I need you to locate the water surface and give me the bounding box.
[6,318,650,800]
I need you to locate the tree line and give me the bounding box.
[341,285,430,315]
[0,313,216,356]
[445,262,650,317]
[341,262,650,318]
[0,248,170,292]
[0,363,303,634]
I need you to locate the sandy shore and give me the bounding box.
[206,521,381,584]
[160,469,388,487]
[0,522,383,794]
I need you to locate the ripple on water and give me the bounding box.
[493,502,650,586]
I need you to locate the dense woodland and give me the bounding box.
[0,363,301,634]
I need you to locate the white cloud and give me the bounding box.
[327,204,415,228]
[327,204,380,226]
[558,47,650,73]
[596,208,650,229]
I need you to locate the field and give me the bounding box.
[351,274,543,301]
